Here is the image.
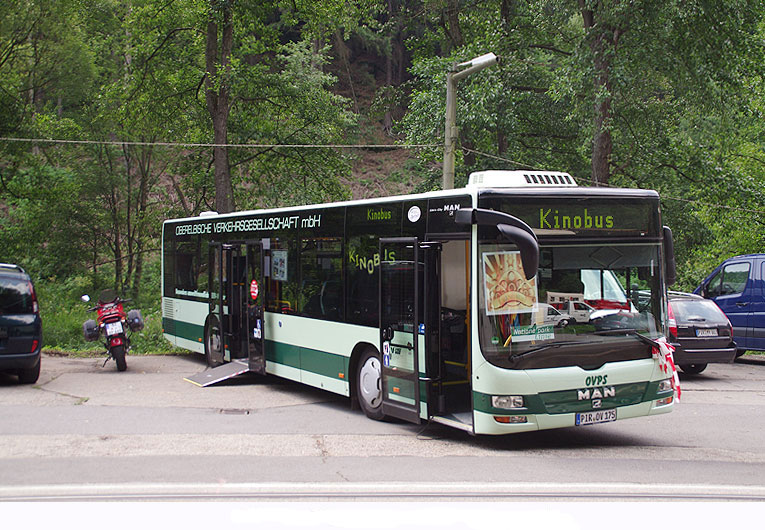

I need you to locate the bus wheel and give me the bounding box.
[204,316,224,367]
[356,349,385,420]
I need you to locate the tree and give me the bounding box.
[204,0,236,213]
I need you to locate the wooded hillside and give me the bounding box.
[2,0,764,304]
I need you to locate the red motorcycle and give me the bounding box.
[82,289,143,371]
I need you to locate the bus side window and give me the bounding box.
[175,237,200,293]
[346,235,379,327]
[196,240,209,293]
[268,236,298,314]
[300,237,343,320]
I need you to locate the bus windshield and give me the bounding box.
[477,241,665,370]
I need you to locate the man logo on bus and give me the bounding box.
[577,386,616,401]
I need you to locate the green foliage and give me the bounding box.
[399,0,765,288]
[36,257,181,354]
[2,0,765,355]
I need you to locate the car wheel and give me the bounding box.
[17,358,40,384]
[680,363,707,375]
[735,349,747,358]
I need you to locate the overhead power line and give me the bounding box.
[0,137,439,149]
[2,135,762,217]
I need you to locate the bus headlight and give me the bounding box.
[491,395,525,409]
[657,379,673,393]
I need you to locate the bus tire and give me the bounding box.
[204,315,224,367]
[356,348,385,420]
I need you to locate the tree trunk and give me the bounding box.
[205,3,234,213]
[580,3,619,186]
[443,0,464,50]
[131,146,152,298]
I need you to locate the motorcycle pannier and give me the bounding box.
[127,309,144,332]
[82,319,99,341]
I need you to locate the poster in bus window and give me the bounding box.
[272,249,288,282]
[482,251,538,315]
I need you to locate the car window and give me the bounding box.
[671,299,728,324]
[706,269,722,297]
[0,277,33,314]
[721,262,750,295]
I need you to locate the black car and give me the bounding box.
[668,291,736,375]
[0,263,42,383]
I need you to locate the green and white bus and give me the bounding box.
[161,170,676,435]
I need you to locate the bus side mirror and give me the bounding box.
[455,208,539,280]
[663,226,676,287]
[497,223,539,280]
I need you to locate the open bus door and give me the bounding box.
[205,242,227,367]
[379,237,441,424]
[199,242,266,374]
[245,241,266,374]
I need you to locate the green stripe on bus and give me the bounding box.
[163,317,204,344]
[265,340,348,381]
[164,317,349,382]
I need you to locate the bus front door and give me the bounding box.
[245,242,266,374]
[379,237,426,424]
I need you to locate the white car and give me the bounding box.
[541,304,571,327]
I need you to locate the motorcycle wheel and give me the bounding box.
[112,344,127,372]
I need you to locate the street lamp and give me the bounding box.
[443,52,498,190]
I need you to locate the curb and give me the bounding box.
[736,355,765,366]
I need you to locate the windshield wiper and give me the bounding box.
[508,341,587,366]
[594,328,659,348]
[630,330,660,349]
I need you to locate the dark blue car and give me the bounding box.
[694,254,765,355]
[0,264,42,383]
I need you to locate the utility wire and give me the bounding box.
[0,136,439,149]
[3,135,763,217]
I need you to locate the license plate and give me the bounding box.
[576,409,617,426]
[105,322,123,336]
[696,329,718,337]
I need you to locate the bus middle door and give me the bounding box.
[379,237,431,423]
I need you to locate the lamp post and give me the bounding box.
[442,52,498,190]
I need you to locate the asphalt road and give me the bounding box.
[2,351,765,502]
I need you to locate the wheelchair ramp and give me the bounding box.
[184,359,250,387]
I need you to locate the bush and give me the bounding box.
[36,261,184,355]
